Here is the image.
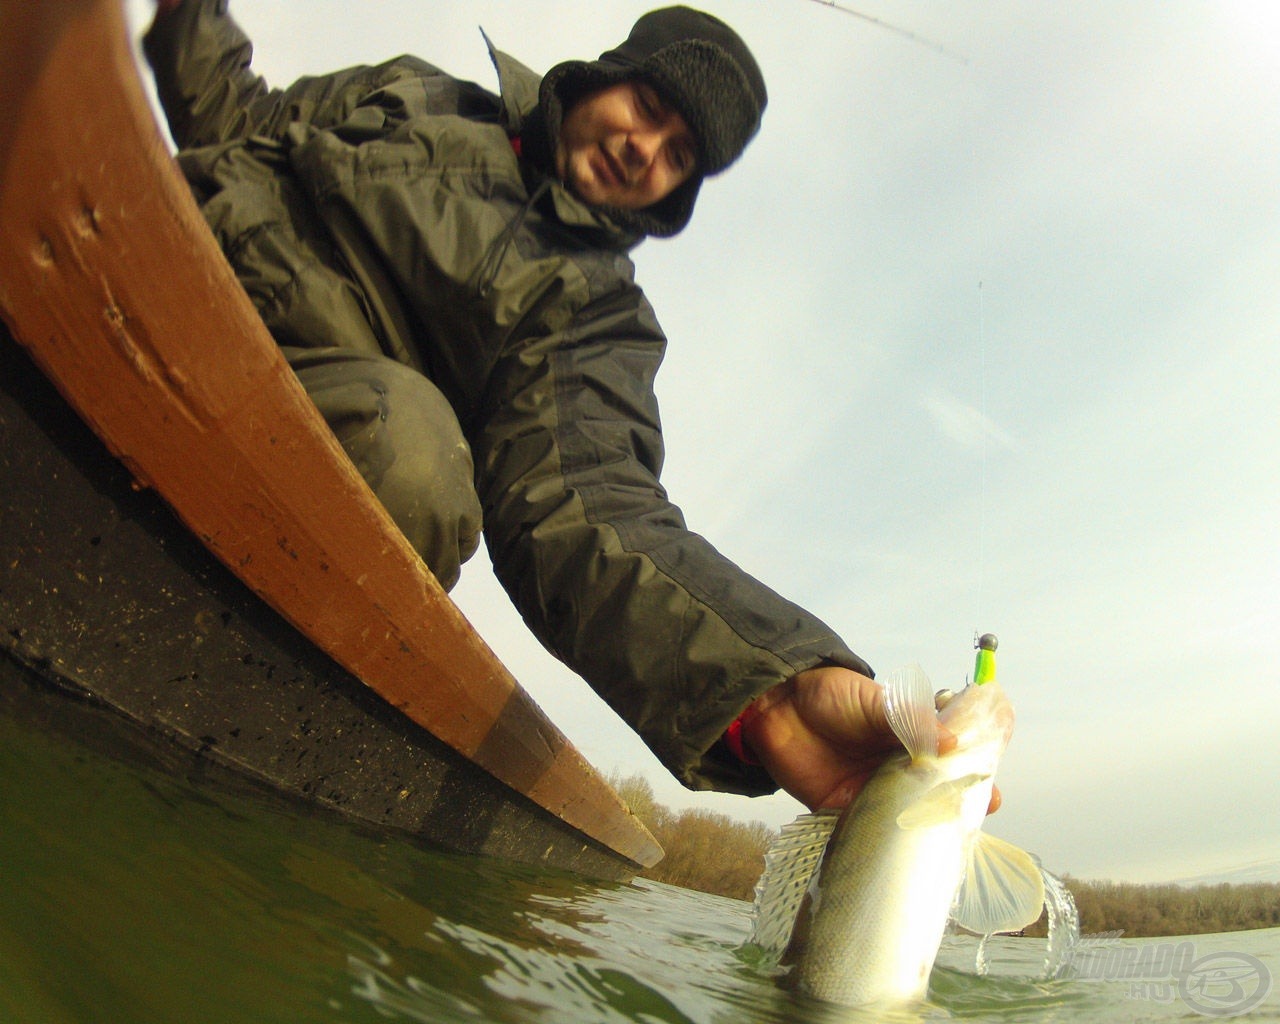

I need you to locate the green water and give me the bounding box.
[2,696,1277,1024]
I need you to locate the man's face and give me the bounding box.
[555,80,698,211]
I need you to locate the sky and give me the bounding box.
[124,0,1279,885]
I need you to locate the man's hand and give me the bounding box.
[741,665,1001,814]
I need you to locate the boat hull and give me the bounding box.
[1,334,642,879]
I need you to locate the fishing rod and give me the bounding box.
[802,0,969,64]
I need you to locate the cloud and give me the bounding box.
[919,387,1018,452]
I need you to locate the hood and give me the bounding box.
[487,8,767,239]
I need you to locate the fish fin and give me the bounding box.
[895,773,989,830]
[749,811,839,961]
[951,832,1046,936]
[882,663,939,762]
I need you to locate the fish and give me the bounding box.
[749,661,1046,1007]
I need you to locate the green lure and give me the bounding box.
[973,633,998,685]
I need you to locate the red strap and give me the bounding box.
[509,135,524,158]
[724,704,762,766]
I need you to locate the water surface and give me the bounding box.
[2,695,1276,1023]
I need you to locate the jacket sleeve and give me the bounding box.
[142,0,280,149]
[472,281,872,795]
[143,0,432,150]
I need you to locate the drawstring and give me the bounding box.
[476,170,551,300]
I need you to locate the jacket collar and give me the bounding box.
[483,32,541,130]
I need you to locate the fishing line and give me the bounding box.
[801,0,969,64]
[975,280,988,645]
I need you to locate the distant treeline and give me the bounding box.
[609,773,1280,936]
[1025,877,1280,938]
[607,772,773,901]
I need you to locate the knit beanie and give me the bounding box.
[539,6,768,237]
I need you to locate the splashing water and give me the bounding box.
[975,933,991,976]
[1041,869,1082,978]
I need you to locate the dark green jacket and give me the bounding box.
[144,0,870,793]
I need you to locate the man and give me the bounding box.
[144,2,981,818]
